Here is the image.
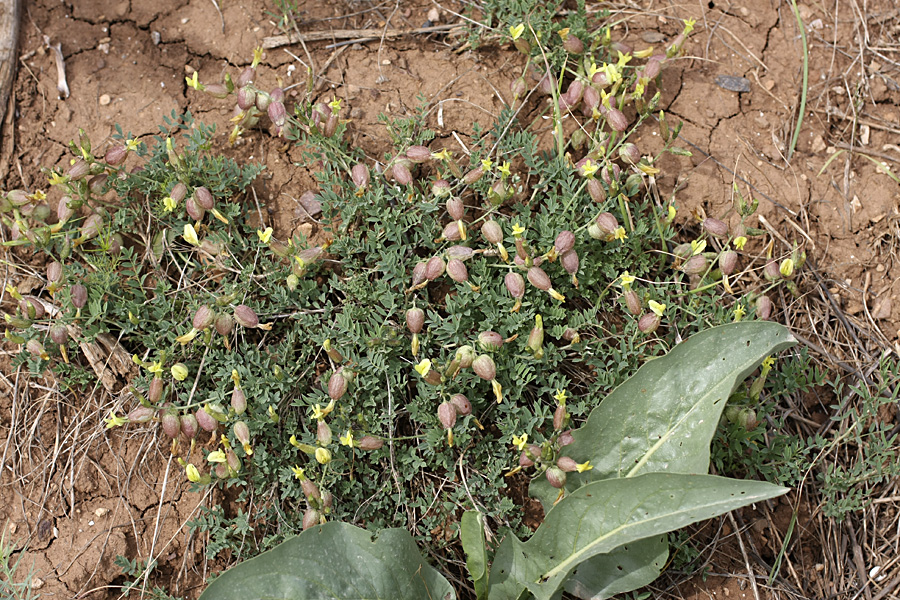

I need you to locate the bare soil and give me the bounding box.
[1,0,899,598]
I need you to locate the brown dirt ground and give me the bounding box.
[1,0,899,598]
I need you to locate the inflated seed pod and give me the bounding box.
[606,108,628,132]
[446,245,474,261]
[57,196,75,223]
[463,166,484,185]
[545,466,567,488]
[624,289,642,316]
[455,345,476,369]
[127,406,155,424]
[351,163,370,194]
[71,284,88,309]
[194,186,215,211]
[472,354,496,381]
[581,85,600,116]
[233,420,251,447]
[504,272,525,304]
[105,145,128,166]
[406,145,432,163]
[681,254,708,275]
[237,86,257,110]
[49,323,68,345]
[432,179,451,198]
[424,256,445,281]
[302,508,321,531]
[357,436,384,450]
[446,196,464,221]
[328,371,348,401]
[450,394,472,416]
[719,251,738,276]
[756,295,774,321]
[80,213,103,240]
[25,339,46,358]
[411,262,427,288]
[233,305,259,328]
[478,331,503,352]
[555,230,575,255]
[195,407,218,432]
[301,478,320,501]
[618,143,641,165]
[180,414,199,440]
[446,259,468,283]
[764,260,781,281]
[268,101,287,128]
[193,305,216,331]
[67,158,90,180]
[563,34,584,54]
[317,420,332,446]
[703,218,729,238]
[510,76,526,100]
[185,196,205,221]
[148,378,164,404]
[438,402,457,430]
[88,174,108,196]
[559,430,575,446]
[20,296,45,319]
[215,313,234,337]
[526,266,552,291]
[406,307,425,334]
[442,221,462,241]
[560,250,579,275]
[393,162,412,186]
[556,456,578,472]
[161,409,180,438]
[231,388,247,414]
[594,212,620,241]
[644,57,663,79]
[638,313,661,333]
[482,220,503,244]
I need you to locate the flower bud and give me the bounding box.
[554,230,575,255]
[302,508,321,530]
[681,254,708,275]
[328,371,348,401]
[563,34,584,54]
[357,436,384,450]
[105,145,128,166]
[351,163,370,192]
[127,406,155,424]
[50,323,68,345]
[446,259,469,283]
[526,315,544,357]
[719,250,738,276]
[624,289,642,316]
[545,466,567,488]
[71,284,88,309]
[703,218,729,238]
[233,305,259,328]
[587,178,606,203]
[180,413,199,440]
[215,313,234,336]
[638,312,661,333]
[196,407,218,432]
[406,145,432,163]
[455,345,476,368]
[315,447,332,464]
[231,388,246,414]
[478,331,503,352]
[618,143,641,165]
[424,256,445,281]
[450,394,472,416]
[595,212,619,241]
[406,307,425,334]
[317,420,333,446]
[472,354,496,381]
[756,295,774,321]
[438,402,457,430]
[161,410,180,438]
[446,196,464,221]
[194,186,215,210]
[606,108,628,132]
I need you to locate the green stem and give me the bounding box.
[786,0,808,163]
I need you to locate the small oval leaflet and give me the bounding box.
[715,75,751,92]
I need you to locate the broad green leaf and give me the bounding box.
[532,322,795,507]
[489,473,789,600]
[564,536,668,600]
[461,511,490,599]
[199,521,455,600]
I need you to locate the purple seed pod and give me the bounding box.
[323,113,337,138]
[719,251,738,276]
[180,414,199,440]
[446,245,474,261]
[161,410,180,438]
[67,158,90,181]
[350,163,370,192]
[393,162,413,186]
[80,213,103,240]
[482,220,503,244]
[301,478,321,502]
[328,371,348,401]
[463,167,484,185]
[21,296,45,319]
[214,463,228,479]
[185,196,205,221]
[681,254,708,275]
[169,182,187,203]
[88,174,108,196]
[438,402,457,430]
[447,196,465,221]
[237,86,257,110]
[270,87,285,103]
[268,101,287,128]
[505,272,525,299]
[71,284,88,309]
[527,266,552,291]
[455,345,476,368]
[582,85,600,116]
[432,179,451,198]
[215,313,234,336]
[104,145,128,166]
[412,262,427,288]
[587,178,606,203]
[317,420,332,446]
[406,145,432,163]
[322,490,333,510]
[472,354,496,381]
[538,71,554,95]
[562,328,580,343]
[553,404,567,431]
[424,256,445,281]
[624,289,642,316]
[478,331,503,352]
[442,221,462,242]
[557,456,578,472]
[644,57,662,79]
[25,339,45,357]
[638,313,661,333]
[559,430,575,446]
[764,260,781,281]
[357,436,384,450]
[423,369,443,386]
[450,394,472,416]
[756,295,774,321]
[233,305,259,328]
[519,450,535,468]
[546,466,567,488]
[446,259,469,283]
[57,196,76,223]
[554,230,575,255]
[236,66,255,87]
[149,378,164,404]
[601,163,622,185]
[233,420,250,446]
[231,388,247,414]
[49,323,68,345]
[193,305,216,331]
[205,83,230,99]
[526,318,544,356]
[703,218,729,238]
[127,406,156,424]
[302,508,321,530]
[612,41,633,54]
[606,108,629,132]
[618,143,641,165]
[672,243,693,261]
[560,250,579,275]
[196,407,218,432]
[194,186,215,211]
[226,448,241,473]
[406,308,425,334]
[595,212,620,240]
[563,34,584,54]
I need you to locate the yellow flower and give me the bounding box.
[329,97,342,112]
[616,51,632,68]
[779,258,794,278]
[175,328,198,344]
[634,46,654,59]
[30,190,47,202]
[690,239,706,255]
[128,311,139,325]
[251,46,264,68]
[290,465,306,480]
[289,434,301,448]
[600,88,612,109]
[413,359,432,377]
[509,23,525,40]
[734,236,747,250]
[761,356,775,374]
[498,161,512,177]
[147,361,163,374]
[554,389,568,404]
[575,460,593,473]
[431,149,452,162]
[588,62,601,79]
[47,171,67,186]
[557,27,570,41]
[613,226,627,242]
[602,63,621,85]
[232,369,241,387]
[649,300,666,317]
[171,363,189,381]
[619,271,636,288]
[183,223,200,247]
[492,379,503,403]
[257,227,273,244]
[340,430,354,447]
[185,464,201,483]
[733,305,746,322]
[511,223,526,237]
[511,433,528,451]
[666,204,677,223]
[481,158,493,170]
[683,18,697,35]
[105,411,127,429]
[125,138,141,152]
[633,81,645,98]
[315,447,332,465]
[162,196,177,212]
[311,399,335,421]
[207,450,227,463]
[581,159,599,178]
[267,405,279,423]
[186,71,202,90]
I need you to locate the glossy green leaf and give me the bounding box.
[461,511,490,599]
[199,521,455,600]
[489,474,789,600]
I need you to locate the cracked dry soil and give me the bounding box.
[1,0,899,598]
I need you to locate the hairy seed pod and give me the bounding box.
[357,436,384,450]
[703,218,729,238]
[237,86,257,110]
[148,378,164,404]
[67,158,90,181]
[406,145,432,163]
[644,57,663,79]
[317,420,332,446]
[478,331,503,352]
[267,101,287,128]
[446,196,464,221]
[328,371,348,401]
[563,34,584,54]
[519,450,535,468]
[236,66,255,88]
[432,179,450,198]
[351,163,369,191]
[450,394,472,416]
[455,345,476,368]
[233,421,250,447]
[406,307,425,334]
[446,259,469,283]
[50,323,68,345]
[127,406,155,424]
[192,305,215,331]
[526,266,552,291]
[546,466,567,488]
[756,295,774,321]
[618,143,641,165]
[563,80,584,106]
[301,477,321,502]
[557,456,578,472]
[424,256,445,281]
[80,213,103,240]
[553,404,567,431]
[302,508,321,530]
[215,313,233,336]
[185,196,204,221]
[719,250,738,276]
[442,221,462,241]
[594,212,620,240]
[601,164,621,185]
[393,162,412,186]
[560,250,579,275]
[526,317,544,356]
[170,182,187,203]
[231,388,247,414]
[411,262,427,288]
[606,108,629,132]
[21,296,45,319]
[672,243,693,261]
[71,284,88,309]
[537,71,554,95]
[25,339,45,358]
[105,145,128,166]
[180,414,199,440]
[764,260,781,281]
[233,305,259,328]
[587,178,606,203]
[505,272,525,299]
[438,402,457,430]
[463,167,484,185]
[681,254,708,275]
[161,410,180,438]
[559,430,575,446]
[193,186,215,211]
[582,85,600,116]
[481,221,503,245]
[88,174,108,196]
[510,76,526,99]
[624,289,642,316]
[446,245,474,261]
[638,313,661,333]
[554,230,575,255]
[196,407,218,432]
[472,354,496,381]
[57,196,75,223]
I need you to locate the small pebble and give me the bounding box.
[99,94,111,105]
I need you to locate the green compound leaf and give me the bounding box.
[199,521,455,600]
[489,474,789,600]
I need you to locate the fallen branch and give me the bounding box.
[262,23,460,50]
